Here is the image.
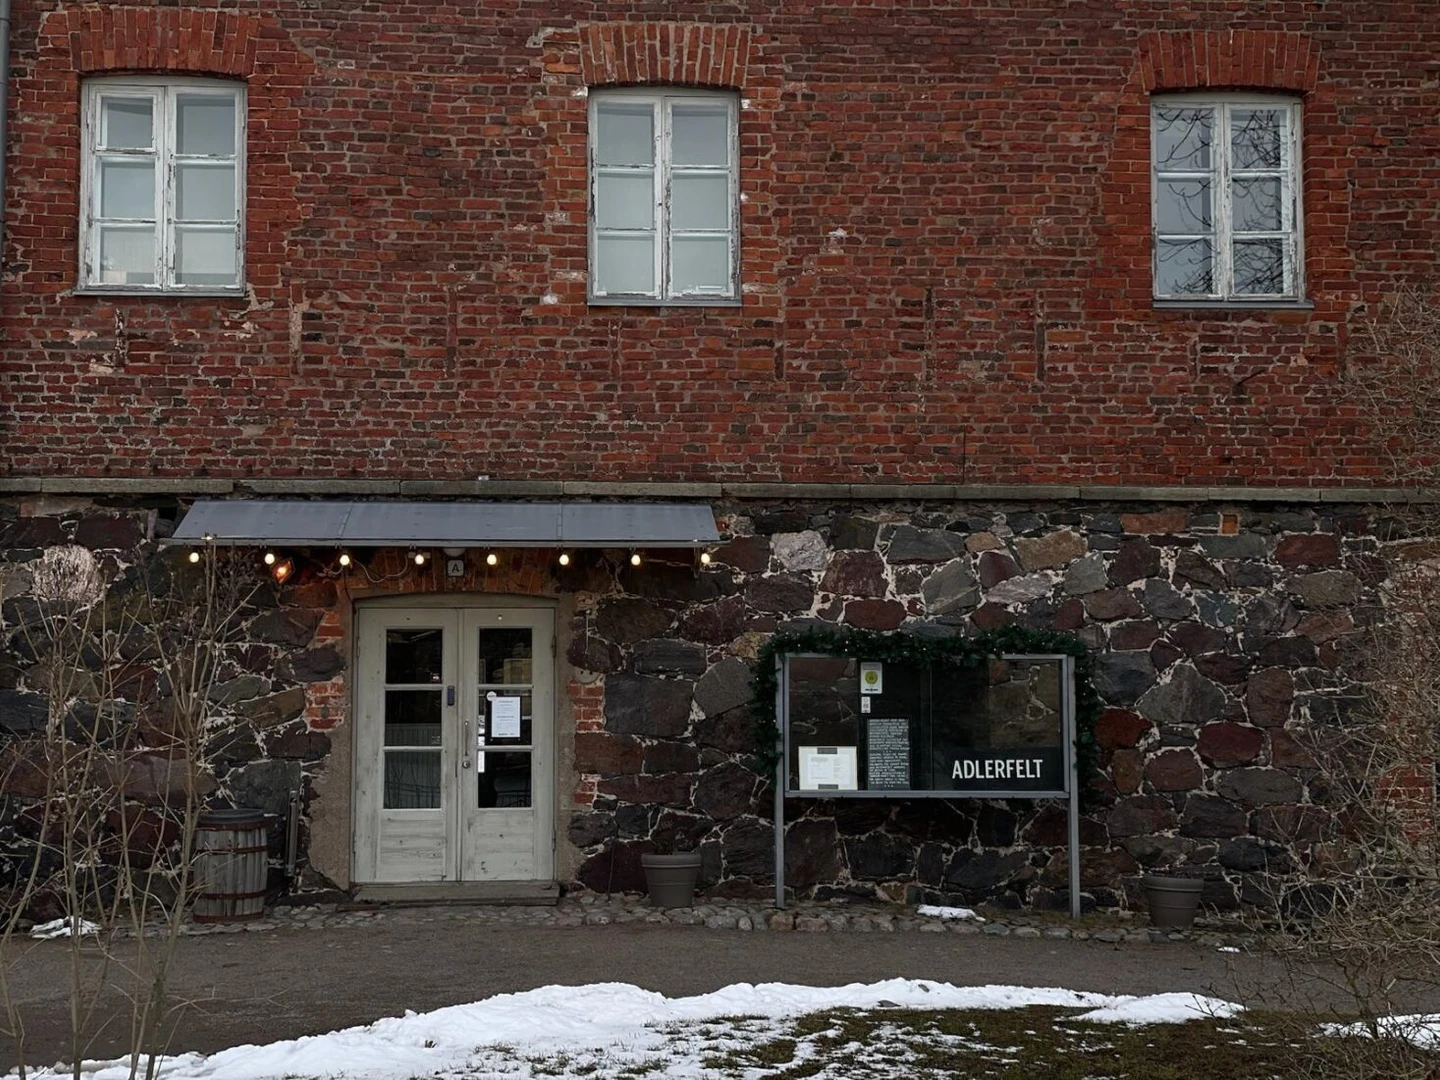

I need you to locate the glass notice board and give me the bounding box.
[781,653,1074,798]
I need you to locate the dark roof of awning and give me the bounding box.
[167,500,720,548]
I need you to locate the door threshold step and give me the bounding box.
[348,881,561,908]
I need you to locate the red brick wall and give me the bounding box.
[3,3,1438,484]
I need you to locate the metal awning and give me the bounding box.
[167,500,720,548]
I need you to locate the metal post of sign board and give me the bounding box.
[1064,656,1081,920]
[774,653,787,910]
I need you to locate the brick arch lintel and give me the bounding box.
[40,5,261,78]
[1138,30,1320,95]
[579,22,752,89]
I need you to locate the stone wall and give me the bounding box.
[1,496,1389,912]
[565,500,1382,913]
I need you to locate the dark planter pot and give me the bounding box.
[1143,874,1205,929]
[641,852,702,908]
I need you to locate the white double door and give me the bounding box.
[353,603,554,884]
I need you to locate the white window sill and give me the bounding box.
[587,296,743,309]
[75,287,248,299]
[1153,298,1315,312]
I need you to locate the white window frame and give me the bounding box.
[1151,93,1304,304]
[588,87,740,305]
[79,77,246,294]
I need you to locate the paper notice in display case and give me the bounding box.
[490,695,522,739]
[798,746,858,791]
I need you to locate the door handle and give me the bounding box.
[462,719,471,769]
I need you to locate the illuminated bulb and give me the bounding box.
[263,551,277,566]
[338,552,352,568]
[413,551,427,566]
[188,550,201,564]
[272,558,294,583]
[201,533,215,542]
[486,552,499,567]
[700,551,712,565]
[557,552,571,567]
[630,551,642,567]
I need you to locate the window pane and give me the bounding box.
[672,173,730,231]
[99,159,155,219]
[595,102,654,166]
[478,628,533,685]
[176,94,237,157]
[672,235,730,294]
[177,163,237,220]
[386,628,443,684]
[384,751,441,809]
[1231,177,1283,233]
[1154,178,1211,235]
[1231,109,1285,170]
[1155,238,1213,296]
[384,689,443,747]
[478,751,531,809]
[1233,238,1286,295]
[595,233,656,295]
[483,692,533,745]
[595,171,654,230]
[98,225,155,285]
[1154,107,1213,171]
[175,228,238,286]
[100,97,153,150]
[671,104,729,167]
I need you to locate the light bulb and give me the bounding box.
[272,558,293,583]
[700,551,712,565]
[558,552,571,567]
[338,552,352,568]
[630,552,642,567]
[188,551,201,564]
[486,552,499,567]
[263,551,277,566]
[414,552,427,566]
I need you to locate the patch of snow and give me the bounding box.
[30,918,100,940]
[1323,1014,1440,1049]
[1218,945,1240,953]
[1076,992,1243,1025]
[916,904,985,922]
[9,980,1246,1080]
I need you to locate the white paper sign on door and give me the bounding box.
[490,695,522,738]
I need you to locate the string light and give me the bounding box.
[630,551,642,567]
[699,551,712,566]
[486,552,499,567]
[557,552,571,567]
[263,551,277,566]
[413,551,428,567]
[338,552,352,568]
[188,550,202,564]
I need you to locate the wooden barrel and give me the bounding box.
[193,809,269,923]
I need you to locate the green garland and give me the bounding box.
[750,624,1102,806]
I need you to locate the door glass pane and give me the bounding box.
[98,225,155,285]
[177,94,237,156]
[99,159,155,218]
[1233,239,1286,295]
[671,104,729,166]
[384,690,442,746]
[175,227,238,286]
[1155,238,1213,296]
[595,103,654,166]
[1153,107,1213,171]
[1231,177,1283,232]
[386,628,443,684]
[595,172,654,230]
[177,163,237,220]
[483,691,533,745]
[672,235,730,294]
[478,628,532,684]
[478,751,531,808]
[671,173,729,231]
[1155,178,1211,234]
[595,233,655,295]
[101,97,153,149]
[1230,109,1285,170]
[384,750,441,809]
